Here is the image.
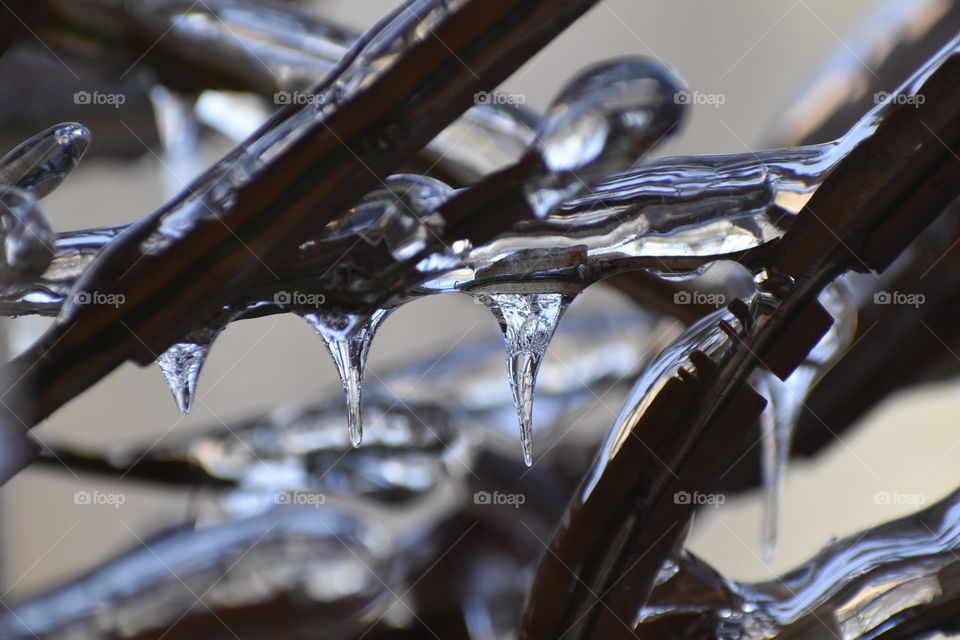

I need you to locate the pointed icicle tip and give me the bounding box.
[156,341,210,415]
[526,57,687,218]
[301,308,393,449]
[477,291,572,467]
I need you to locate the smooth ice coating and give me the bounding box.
[755,279,857,559]
[582,304,751,501]
[0,141,834,315]
[478,292,571,465]
[537,57,686,173]
[0,123,89,285]
[528,57,686,218]
[0,188,54,284]
[326,174,452,262]
[301,308,392,447]
[153,0,353,90]
[638,490,960,639]
[0,122,90,199]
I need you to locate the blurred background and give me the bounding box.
[3,0,954,600]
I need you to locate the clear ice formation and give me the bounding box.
[324,174,452,262]
[0,122,89,284]
[755,279,858,559]
[2,142,836,315]
[0,188,54,285]
[527,57,687,217]
[44,306,657,490]
[150,85,202,196]
[0,122,90,199]
[290,173,453,444]
[583,302,754,501]
[0,0,937,464]
[0,492,455,640]
[155,334,214,415]
[155,305,245,414]
[477,291,573,465]
[301,308,393,448]
[639,489,960,639]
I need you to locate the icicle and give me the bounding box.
[155,309,240,414]
[300,309,392,447]
[150,85,202,197]
[755,371,805,560]
[755,279,858,559]
[156,341,210,415]
[757,374,778,561]
[477,290,572,465]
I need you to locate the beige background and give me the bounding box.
[5,0,953,600]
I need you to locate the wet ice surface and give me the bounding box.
[0,4,952,638]
[476,292,572,465]
[527,57,686,217]
[639,490,960,639]
[755,279,858,559]
[300,308,393,448]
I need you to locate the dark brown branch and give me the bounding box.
[0,0,602,434]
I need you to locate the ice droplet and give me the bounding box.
[155,310,240,414]
[477,291,572,465]
[301,309,392,447]
[528,57,686,217]
[0,122,90,199]
[156,341,210,414]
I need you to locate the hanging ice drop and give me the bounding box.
[300,308,392,447]
[527,57,687,218]
[755,371,809,560]
[156,341,210,414]
[154,309,240,414]
[477,290,572,465]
